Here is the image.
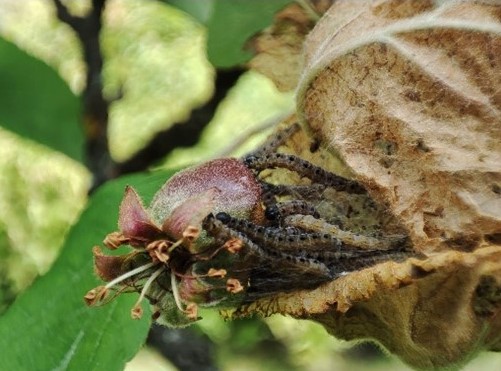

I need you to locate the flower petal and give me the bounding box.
[119,186,162,243]
[93,246,128,282]
[162,188,220,240]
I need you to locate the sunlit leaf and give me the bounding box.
[0,37,83,161]
[0,171,174,371]
[165,0,214,24]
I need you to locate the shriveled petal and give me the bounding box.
[93,246,128,282]
[119,186,162,243]
[162,188,220,240]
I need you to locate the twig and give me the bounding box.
[53,0,114,191]
[147,325,218,371]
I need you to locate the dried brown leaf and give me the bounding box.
[297,0,501,252]
[241,1,501,368]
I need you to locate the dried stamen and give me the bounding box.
[166,225,201,255]
[131,266,165,319]
[226,278,244,294]
[131,306,143,320]
[146,240,171,263]
[185,303,198,320]
[103,231,130,249]
[84,285,108,306]
[207,268,227,278]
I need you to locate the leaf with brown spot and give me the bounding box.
[233,1,501,369]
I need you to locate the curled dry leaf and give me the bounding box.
[297,0,501,252]
[232,246,501,368]
[240,0,501,368]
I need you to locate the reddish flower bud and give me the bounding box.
[150,158,264,227]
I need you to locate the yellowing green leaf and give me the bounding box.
[0,171,174,371]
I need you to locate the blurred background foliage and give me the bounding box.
[0,0,499,370]
[0,0,292,302]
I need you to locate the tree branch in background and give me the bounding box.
[54,0,114,191]
[148,325,218,371]
[53,0,244,183]
[116,68,244,175]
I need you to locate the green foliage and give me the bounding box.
[102,0,213,161]
[165,0,214,24]
[0,37,83,161]
[0,129,89,294]
[165,0,293,68]
[0,171,174,371]
[0,227,16,315]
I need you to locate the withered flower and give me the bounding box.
[85,159,261,326]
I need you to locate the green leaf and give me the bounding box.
[0,37,83,161]
[165,0,214,24]
[0,170,174,371]
[165,0,293,68]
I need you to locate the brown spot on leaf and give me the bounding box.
[485,233,501,245]
[473,275,501,317]
[445,234,482,252]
